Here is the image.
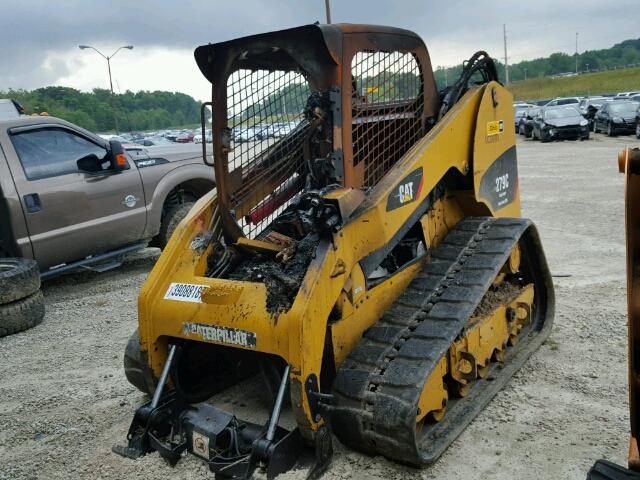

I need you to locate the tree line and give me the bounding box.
[0,86,203,132]
[434,38,640,87]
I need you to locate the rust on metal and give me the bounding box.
[194,24,439,244]
[623,147,640,471]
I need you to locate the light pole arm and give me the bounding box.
[84,46,107,60]
[109,47,124,60]
[109,45,133,59]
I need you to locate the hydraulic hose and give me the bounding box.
[438,51,500,120]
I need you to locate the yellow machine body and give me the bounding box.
[118,25,553,476]
[138,81,519,436]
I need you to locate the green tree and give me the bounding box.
[0,86,205,133]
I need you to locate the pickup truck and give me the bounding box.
[0,114,215,336]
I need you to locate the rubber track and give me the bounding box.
[330,216,552,466]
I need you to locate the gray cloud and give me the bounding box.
[1,0,638,90]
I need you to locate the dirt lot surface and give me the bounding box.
[1,134,638,479]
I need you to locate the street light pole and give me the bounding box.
[79,45,134,134]
[324,0,331,23]
[575,32,579,74]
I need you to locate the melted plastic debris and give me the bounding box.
[228,235,319,316]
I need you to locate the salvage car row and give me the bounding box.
[103,121,300,147]
[514,95,640,142]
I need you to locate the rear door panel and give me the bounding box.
[0,143,32,258]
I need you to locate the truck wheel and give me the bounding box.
[158,202,195,249]
[0,258,40,304]
[124,329,156,396]
[0,291,45,337]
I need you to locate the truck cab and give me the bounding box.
[0,115,215,277]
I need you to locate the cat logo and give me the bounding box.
[386,167,424,211]
[398,182,414,204]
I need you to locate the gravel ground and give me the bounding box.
[1,133,638,479]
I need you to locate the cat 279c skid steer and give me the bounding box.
[116,23,555,478]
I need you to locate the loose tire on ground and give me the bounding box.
[0,258,40,304]
[0,291,45,337]
[124,329,155,396]
[158,202,195,249]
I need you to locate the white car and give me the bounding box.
[233,127,259,143]
[194,129,212,144]
[544,97,581,107]
[615,91,640,99]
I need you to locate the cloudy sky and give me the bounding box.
[2,0,638,101]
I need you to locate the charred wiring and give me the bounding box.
[206,90,339,315]
[303,92,337,189]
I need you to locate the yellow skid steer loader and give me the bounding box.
[115,23,554,479]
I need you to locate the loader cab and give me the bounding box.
[195,24,439,242]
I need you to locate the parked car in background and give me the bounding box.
[164,130,181,142]
[578,96,611,129]
[615,91,640,99]
[518,107,540,137]
[194,129,212,144]
[0,115,215,279]
[139,136,174,146]
[531,106,589,142]
[254,125,272,140]
[544,97,581,107]
[274,122,297,137]
[175,131,195,143]
[593,101,639,136]
[629,94,640,104]
[233,126,259,143]
[98,134,128,143]
[578,96,609,115]
[514,104,535,132]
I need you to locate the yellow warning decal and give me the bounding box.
[487,120,504,135]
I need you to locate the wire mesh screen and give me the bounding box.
[225,69,311,239]
[351,51,424,187]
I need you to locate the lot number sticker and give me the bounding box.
[164,282,208,303]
